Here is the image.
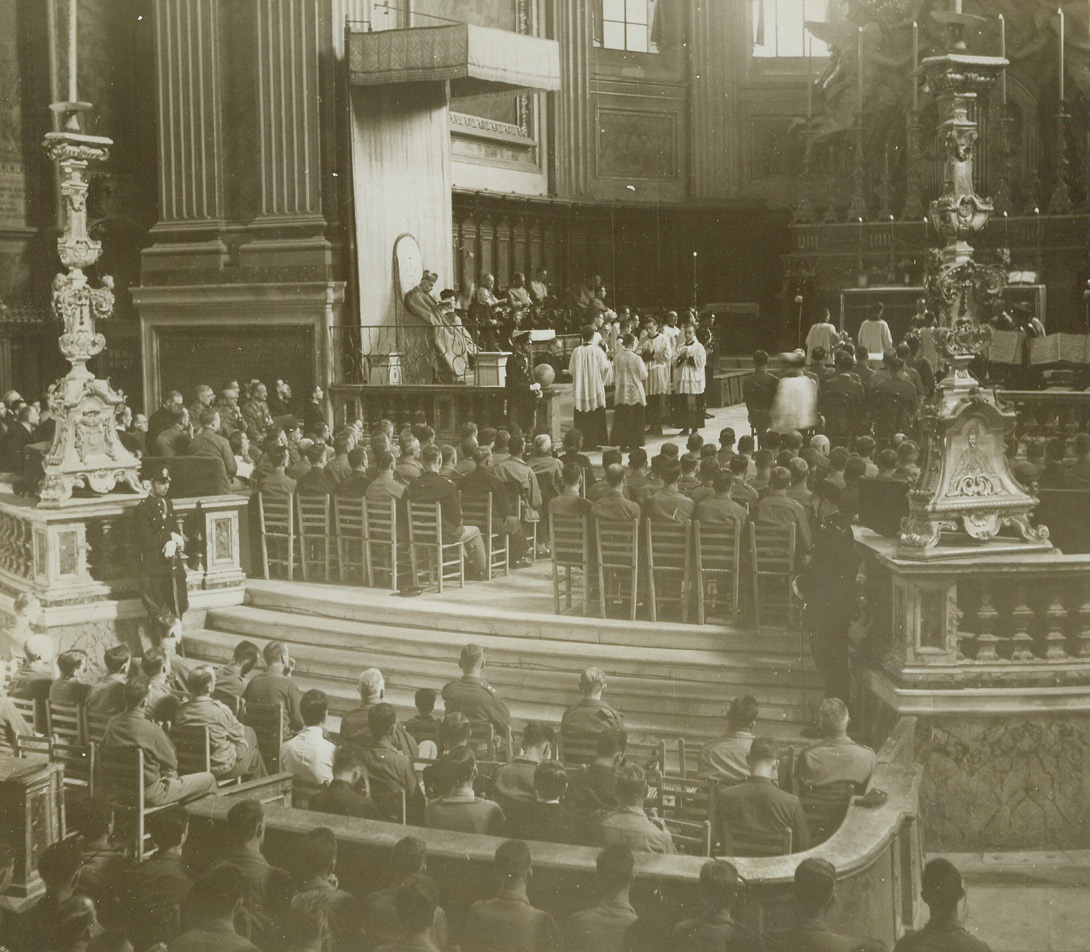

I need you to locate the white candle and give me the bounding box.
[1059,7,1065,102]
[999,14,1007,105]
[68,0,77,102]
[912,21,919,111]
[857,26,864,120]
[807,36,813,120]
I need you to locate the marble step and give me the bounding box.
[186,628,814,739]
[243,580,807,655]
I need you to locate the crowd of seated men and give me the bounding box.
[0,597,987,951]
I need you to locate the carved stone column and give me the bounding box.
[553,0,591,197]
[142,0,229,274]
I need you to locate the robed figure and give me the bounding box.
[403,270,478,383]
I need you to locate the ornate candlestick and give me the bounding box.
[793,120,817,225]
[38,104,142,506]
[899,9,1048,556]
[846,123,869,222]
[992,104,1013,217]
[902,109,926,221]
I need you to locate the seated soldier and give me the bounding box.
[174,863,261,952]
[376,874,445,952]
[459,444,530,565]
[894,858,993,952]
[774,857,888,952]
[149,612,198,692]
[244,640,304,737]
[71,797,131,928]
[563,845,639,952]
[796,697,877,790]
[642,461,694,527]
[124,807,194,946]
[85,645,132,716]
[340,668,418,758]
[424,747,506,836]
[440,643,511,743]
[548,461,593,519]
[564,728,627,817]
[693,469,748,526]
[595,763,675,855]
[561,667,625,741]
[213,640,260,701]
[141,647,182,725]
[361,702,427,824]
[716,737,809,853]
[175,666,266,781]
[755,465,812,558]
[408,445,487,578]
[49,649,92,707]
[362,837,451,952]
[492,722,555,831]
[309,743,379,819]
[697,695,758,784]
[422,712,472,800]
[404,687,442,740]
[8,633,56,700]
[671,859,760,952]
[588,449,625,502]
[101,676,218,807]
[463,840,560,952]
[290,828,365,952]
[279,689,335,787]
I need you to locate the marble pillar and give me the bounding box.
[552,0,591,197]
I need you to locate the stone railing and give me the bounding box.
[185,718,923,950]
[0,493,247,608]
[856,531,1090,686]
[998,389,1090,449]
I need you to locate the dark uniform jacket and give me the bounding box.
[309,778,380,819]
[441,675,511,732]
[424,794,506,836]
[409,472,465,537]
[464,888,560,952]
[563,899,638,952]
[561,698,625,738]
[520,801,590,846]
[243,671,304,735]
[716,776,810,852]
[642,487,694,526]
[102,710,181,787]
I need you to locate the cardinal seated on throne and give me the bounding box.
[403,269,478,384]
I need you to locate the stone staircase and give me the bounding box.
[185,580,822,744]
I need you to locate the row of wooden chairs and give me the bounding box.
[258,493,517,593]
[549,515,800,628]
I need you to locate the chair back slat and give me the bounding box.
[799,781,855,843]
[645,519,691,623]
[10,696,37,732]
[47,700,84,745]
[258,492,296,581]
[407,501,463,592]
[15,734,51,759]
[693,520,743,626]
[662,816,712,856]
[460,493,509,580]
[750,523,798,629]
[364,498,402,591]
[241,701,285,773]
[171,724,212,776]
[296,494,333,582]
[334,496,367,584]
[86,710,113,745]
[53,740,95,795]
[549,513,592,616]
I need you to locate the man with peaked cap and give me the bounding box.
[134,467,189,621]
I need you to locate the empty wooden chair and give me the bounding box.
[334,495,367,584]
[750,523,798,629]
[662,816,712,857]
[241,701,285,774]
[257,492,296,580]
[549,513,592,615]
[645,519,692,622]
[693,520,743,626]
[594,515,640,620]
[296,493,333,582]
[364,498,405,591]
[460,493,509,581]
[407,501,464,592]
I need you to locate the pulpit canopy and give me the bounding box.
[348,23,561,97]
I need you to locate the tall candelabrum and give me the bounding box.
[902,109,926,221]
[39,103,142,507]
[1049,103,1073,215]
[899,9,1049,556]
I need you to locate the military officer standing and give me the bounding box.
[441,644,511,739]
[134,468,189,621]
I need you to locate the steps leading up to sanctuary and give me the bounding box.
[187,580,822,742]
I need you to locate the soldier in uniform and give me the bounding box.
[134,468,188,621]
[441,644,511,740]
[560,667,625,741]
[241,382,275,442]
[594,763,675,854]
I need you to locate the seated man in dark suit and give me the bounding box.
[295,442,336,495]
[894,858,992,952]
[755,466,812,559]
[548,462,593,520]
[564,728,626,817]
[521,761,589,846]
[671,859,761,952]
[716,737,809,854]
[335,446,370,496]
[309,743,379,819]
[459,445,529,564]
[642,461,694,527]
[492,722,555,832]
[362,836,451,952]
[693,469,748,527]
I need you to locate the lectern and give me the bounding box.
[0,754,65,908]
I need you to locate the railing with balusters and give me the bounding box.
[856,531,1090,683]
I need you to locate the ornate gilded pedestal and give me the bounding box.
[898,17,1049,558]
[39,107,142,507]
[0,755,64,908]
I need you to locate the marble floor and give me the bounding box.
[931,852,1090,951]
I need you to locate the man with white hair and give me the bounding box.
[796,698,876,790]
[339,668,418,758]
[8,633,56,700]
[561,668,625,741]
[0,592,41,663]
